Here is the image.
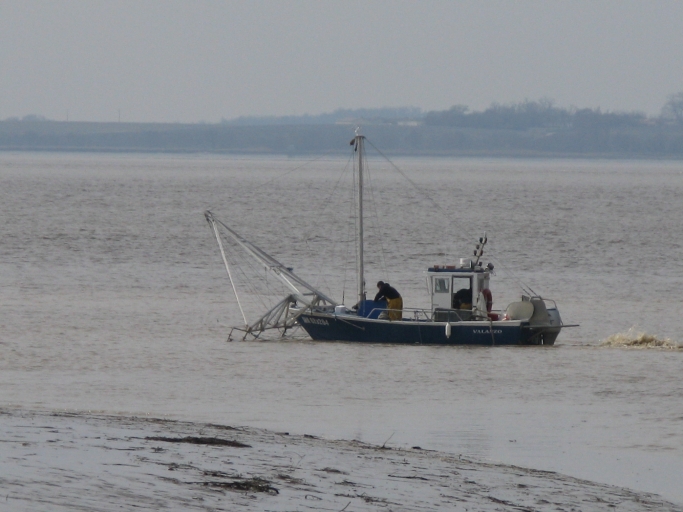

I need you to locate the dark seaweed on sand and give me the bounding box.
[201,477,278,494]
[146,436,251,448]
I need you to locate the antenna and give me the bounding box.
[473,232,487,266]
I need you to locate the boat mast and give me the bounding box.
[354,132,366,305]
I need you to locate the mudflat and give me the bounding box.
[1,408,679,512]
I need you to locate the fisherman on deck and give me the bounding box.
[375,281,403,321]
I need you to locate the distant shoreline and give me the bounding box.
[2,120,682,159]
[2,407,680,511]
[2,146,682,161]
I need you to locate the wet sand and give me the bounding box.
[1,408,679,511]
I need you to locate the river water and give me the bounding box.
[1,151,682,503]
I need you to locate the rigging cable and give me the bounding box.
[341,190,356,305]
[220,229,272,317]
[247,151,338,194]
[365,139,537,296]
[209,151,346,323]
[300,152,355,294]
[209,219,248,326]
[363,149,391,285]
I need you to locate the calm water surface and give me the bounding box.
[0,152,682,503]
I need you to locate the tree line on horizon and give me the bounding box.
[423,93,683,131]
[5,93,683,130]
[217,93,683,130]
[2,93,683,157]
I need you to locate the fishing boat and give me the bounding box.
[205,133,575,345]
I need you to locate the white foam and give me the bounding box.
[601,326,682,349]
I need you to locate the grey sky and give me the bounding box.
[2,1,682,123]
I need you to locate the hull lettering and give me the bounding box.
[302,317,330,326]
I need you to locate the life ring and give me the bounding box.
[481,288,493,312]
[482,288,498,320]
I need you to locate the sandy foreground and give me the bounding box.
[0,408,680,512]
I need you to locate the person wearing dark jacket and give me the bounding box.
[374,281,403,321]
[452,287,473,310]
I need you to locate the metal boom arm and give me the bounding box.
[204,211,337,338]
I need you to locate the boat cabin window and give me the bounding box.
[452,276,473,310]
[434,278,449,293]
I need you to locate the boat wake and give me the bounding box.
[601,327,681,349]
